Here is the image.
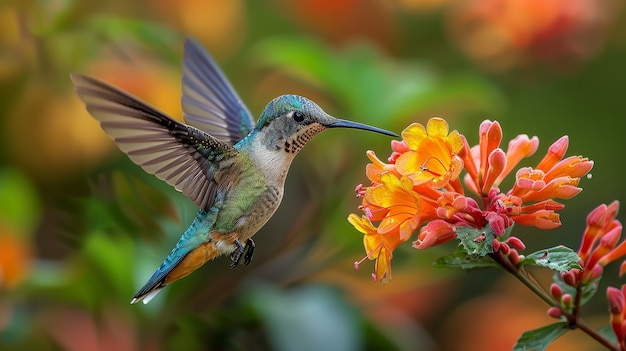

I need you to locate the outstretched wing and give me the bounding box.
[71,73,239,210]
[181,38,256,145]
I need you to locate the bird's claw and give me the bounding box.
[230,239,255,268]
[243,239,255,266]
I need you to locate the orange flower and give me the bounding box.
[364,173,425,240]
[350,117,595,284]
[559,202,626,285]
[395,118,464,188]
[495,134,539,186]
[349,214,402,283]
[461,120,509,197]
[510,136,593,203]
[364,150,400,184]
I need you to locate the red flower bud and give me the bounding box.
[562,294,573,308]
[550,283,563,300]
[561,270,577,286]
[506,236,526,251]
[547,307,562,319]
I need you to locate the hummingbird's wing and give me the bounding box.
[181,38,256,145]
[71,73,239,211]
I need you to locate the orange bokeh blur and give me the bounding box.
[447,0,622,71]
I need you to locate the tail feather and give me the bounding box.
[131,241,220,304]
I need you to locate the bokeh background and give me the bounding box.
[1,0,626,350]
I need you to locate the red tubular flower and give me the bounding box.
[461,120,505,197]
[478,121,503,180]
[544,155,595,181]
[579,201,620,258]
[520,176,583,202]
[413,220,457,249]
[607,285,626,349]
[495,134,539,186]
[504,136,592,230]
[575,201,624,283]
[511,210,561,230]
[482,148,507,195]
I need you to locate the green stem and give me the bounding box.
[489,252,620,351]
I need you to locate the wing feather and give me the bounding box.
[181,38,255,145]
[71,73,239,210]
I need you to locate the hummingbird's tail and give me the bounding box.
[131,241,220,304]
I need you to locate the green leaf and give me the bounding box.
[520,246,582,273]
[433,246,499,270]
[513,322,569,351]
[598,325,618,344]
[455,225,497,257]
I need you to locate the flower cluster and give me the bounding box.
[560,201,625,286]
[350,118,594,282]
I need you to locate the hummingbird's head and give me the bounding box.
[256,94,398,154]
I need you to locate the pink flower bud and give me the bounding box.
[562,294,573,308]
[508,249,521,266]
[561,270,577,286]
[550,283,563,299]
[536,136,569,172]
[547,307,562,319]
[500,242,511,255]
[587,203,610,229]
[492,239,501,252]
[506,236,526,251]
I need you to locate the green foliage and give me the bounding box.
[598,325,619,344]
[513,322,570,351]
[433,246,499,270]
[243,284,362,351]
[0,168,40,233]
[87,16,182,64]
[255,37,504,124]
[455,225,498,257]
[519,246,582,273]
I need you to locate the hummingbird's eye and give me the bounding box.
[292,111,305,122]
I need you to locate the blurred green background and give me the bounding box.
[1,0,625,350]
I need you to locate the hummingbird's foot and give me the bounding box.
[230,239,256,267]
[230,240,244,268]
[243,239,255,266]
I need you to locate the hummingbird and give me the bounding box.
[71,38,398,304]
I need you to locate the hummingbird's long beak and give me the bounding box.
[328,119,399,137]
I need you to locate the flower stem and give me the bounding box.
[489,251,620,351]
